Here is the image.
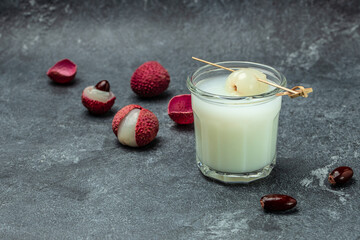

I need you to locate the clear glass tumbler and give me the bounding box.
[187,61,286,183]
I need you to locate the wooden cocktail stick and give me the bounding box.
[276,86,313,98]
[192,57,236,73]
[191,57,312,98]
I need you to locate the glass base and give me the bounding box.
[196,155,276,183]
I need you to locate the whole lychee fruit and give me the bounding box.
[81,80,116,114]
[47,59,77,84]
[168,94,194,124]
[130,61,170,97]
[112,104,159,147]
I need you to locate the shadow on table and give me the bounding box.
[129,90,173,103]
[82,108,116,119]
[113,136,162,152]
[329,178,356,188]
[47,77,81,87]
[170,123,194,133]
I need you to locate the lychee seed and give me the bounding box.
[130,61,170,97]
[95,80,110,92]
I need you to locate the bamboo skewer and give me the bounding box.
[256,78,297,94]
[192,57,236,73]
[191,57,312,98]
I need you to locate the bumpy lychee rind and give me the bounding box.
[135,109,159,147]
[81,91,116,115]
[130,61,170,97]
[112,104,142,136]
[168,94,194,124]
[47,59,77,84]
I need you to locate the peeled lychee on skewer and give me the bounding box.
[81,80,116,114]
[225,68,269,96]
[112,104,159,147]
[47,59,77,84]
[130,61,170,97]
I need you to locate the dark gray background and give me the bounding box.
[0,0,359,239]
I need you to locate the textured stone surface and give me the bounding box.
[0,0,359,239]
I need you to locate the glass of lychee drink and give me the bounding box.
[187,61,287,183]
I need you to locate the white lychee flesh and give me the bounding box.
[117,109,141,147]
[84,86,112,103]
[225,68,269,96]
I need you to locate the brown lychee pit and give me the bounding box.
[117,109,141,147]
[83,86,113,103]
[95,80,110,92]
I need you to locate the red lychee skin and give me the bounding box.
[47,59,77,84]
[168,94,194,124]
[135,108,159,146]
[130,61,170,97]
[112,104,159,147]
[81,91,116,115]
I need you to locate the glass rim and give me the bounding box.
[187,61,287,100]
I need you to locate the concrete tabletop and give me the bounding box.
[0,0,359,239]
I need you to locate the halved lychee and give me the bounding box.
[168,94,193,124]
[130,61,170,97]
[47,59,77,84]
[112,104,159,147]
[81,80,116,114]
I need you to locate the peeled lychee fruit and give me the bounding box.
[81,80,116,114]
[47,59,77,84]
[225,68,269,96]
[168,94,194,124]
[130,61,170,97]
[112,104,159,147]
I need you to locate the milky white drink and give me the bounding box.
[188,62,285,182]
